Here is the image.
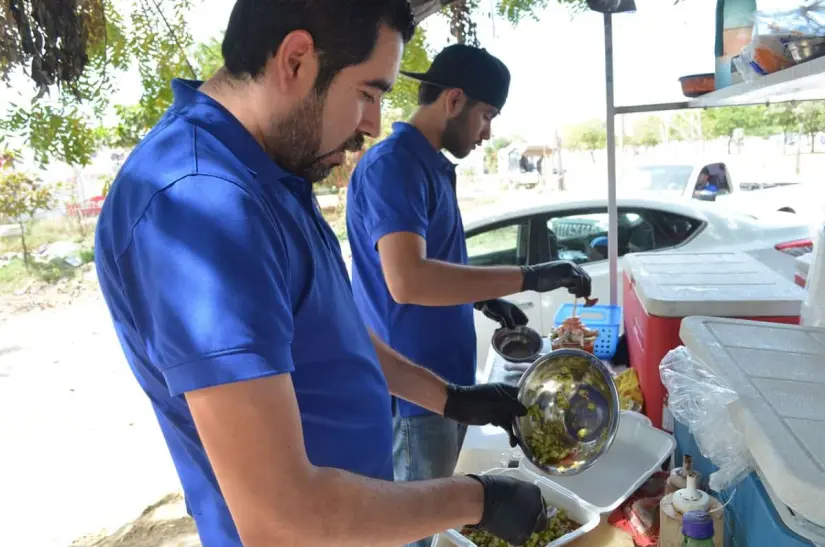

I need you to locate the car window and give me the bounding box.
[467,220,529,267]
[623,165,693,192]
[695,162,732,195]
[546,209,673,264]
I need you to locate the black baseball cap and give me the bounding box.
[401,44,511,111]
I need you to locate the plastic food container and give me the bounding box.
[678,73,715,98]
[441,412,676,546]
[553,304,622,360]
[433,467,600,547]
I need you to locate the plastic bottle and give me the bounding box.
[681,510,715,547]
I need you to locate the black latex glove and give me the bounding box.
[444,383,526,446]
[474,298,529,330]
[520,260,592,298]
[466,474,548,546]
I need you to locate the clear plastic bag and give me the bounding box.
[659,346,754,492]
[753,0,825,38]
[734,35,796,80]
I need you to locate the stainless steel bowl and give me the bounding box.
[491,326,543,363]
[788,38,825,63]
[512,348,620,476]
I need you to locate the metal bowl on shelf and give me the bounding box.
[788,38,825,63]
[491,325,543,363]
[512,348,620,476]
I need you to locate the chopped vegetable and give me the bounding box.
[524,404,575,465]
[461,509,579,547]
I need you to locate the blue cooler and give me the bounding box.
[674,421,814,547]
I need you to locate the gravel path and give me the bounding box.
[0,290,181,547]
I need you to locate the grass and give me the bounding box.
[0,217,96,254]
[0,217,96,293]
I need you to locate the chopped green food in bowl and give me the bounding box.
[460,509,579,547]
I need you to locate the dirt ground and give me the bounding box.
[0,278,193,547]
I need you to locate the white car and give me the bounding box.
[465,194,814,368]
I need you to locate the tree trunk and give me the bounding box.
[17,217,29,270]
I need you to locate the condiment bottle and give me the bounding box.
[681,510,715,547]
[666,455,702,495]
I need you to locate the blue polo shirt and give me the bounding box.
[347,122,476,418]
[95,79,394,546]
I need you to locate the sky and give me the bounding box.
[185,0,717,143]
[2,0,718,147]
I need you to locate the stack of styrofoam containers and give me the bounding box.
[435,412,676,547]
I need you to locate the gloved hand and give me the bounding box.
[466,474,548,545]
[474,298,528,330]
[520,261,592,298]
[444,383,526,446]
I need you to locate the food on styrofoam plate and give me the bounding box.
[549,316,599,353]
[461,508,579,547]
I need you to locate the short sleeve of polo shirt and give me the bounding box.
[123,174,294,396]
[357,148,429,247]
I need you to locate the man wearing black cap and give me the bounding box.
[347,44,591,547]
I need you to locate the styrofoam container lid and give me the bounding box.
[680,317,825,532]
[520,411,675,514]
[455,412,675,516]
[626,251,804,318]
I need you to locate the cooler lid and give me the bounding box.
[626,251,804,318]
[680,317,825,532]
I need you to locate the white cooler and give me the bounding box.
[680,317,825,544]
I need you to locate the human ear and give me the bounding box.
[444,88,467,119]
[266,30,317,92]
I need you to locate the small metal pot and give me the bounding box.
[788,38,825,64]
[491,326,543,363]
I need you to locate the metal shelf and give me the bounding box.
[616,56,825,114]
[690,55,825,108]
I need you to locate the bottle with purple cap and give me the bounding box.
[681,510,715,547]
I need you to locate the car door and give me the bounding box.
[537,206,698,335]
[465,216,542,375]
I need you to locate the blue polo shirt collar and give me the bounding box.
[391,122,457,175]
[169,80,290,179]
[170,78,315,207]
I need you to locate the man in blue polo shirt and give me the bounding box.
[95,2,549,546]
[347,46,592,547]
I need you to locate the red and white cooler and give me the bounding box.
[623,251,804,430]
[795,252,813,288]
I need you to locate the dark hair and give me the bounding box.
[418,82,478,109]
[417,82,443,105]
[222,0,415,92]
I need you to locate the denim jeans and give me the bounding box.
[393,413,468,547]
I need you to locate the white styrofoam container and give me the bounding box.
[521,411,675,513]
[433,467,601,547]
[440,412,676,546]
[625,251,804,318]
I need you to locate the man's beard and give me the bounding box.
[265,90,365,183]
[441,110,473,159]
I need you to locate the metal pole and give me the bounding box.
[604,13,619,307]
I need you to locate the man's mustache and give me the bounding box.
[315,133,366,161]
